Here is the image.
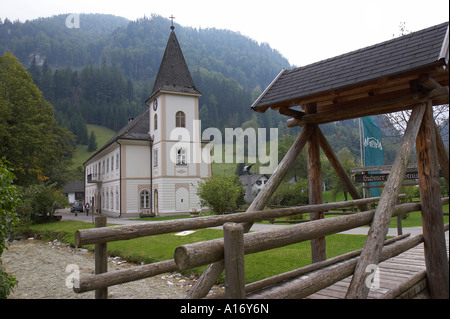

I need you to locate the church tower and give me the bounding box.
[145,24,211,215]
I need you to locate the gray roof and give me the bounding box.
[252,22,449,111]
[239,174,269,186]
[84,108,150,164]
[146,28,200,102]
[63,181,84,193]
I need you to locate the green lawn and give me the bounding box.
[29,220,368,283]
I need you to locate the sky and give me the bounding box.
[1,0,449,67]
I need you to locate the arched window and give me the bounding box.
[176,111,185,127]
[140,189,150,209]
[154,114,157,130]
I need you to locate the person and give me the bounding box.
[85,202,90,216]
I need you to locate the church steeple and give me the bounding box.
[146,25,200,103]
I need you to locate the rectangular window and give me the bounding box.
[177,148,186,165]
[116,154,119,170]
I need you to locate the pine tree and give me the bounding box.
[87,130,97,152]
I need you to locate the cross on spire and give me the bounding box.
[169,15,175,30]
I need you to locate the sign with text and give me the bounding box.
[354,171,444,183]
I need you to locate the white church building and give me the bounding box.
[84,25,211,217]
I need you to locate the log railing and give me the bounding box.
[73,196,449,299]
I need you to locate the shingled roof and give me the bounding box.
[84,108,150,164]
[252,22,449,112]
[146,28,200,103]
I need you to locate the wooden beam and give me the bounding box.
[416,101,449,299]
[278,106,305,118]
[345,103,427,299]
[187,126,314,298]
[75,260,178,293]
[78,196,386,246]
[305,103,326,263]
[174,201,427,271]
[317,127,369,212]
[287,88,448,127]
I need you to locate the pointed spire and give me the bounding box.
[146,25,200,102]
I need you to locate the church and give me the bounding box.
[84,25,212,217]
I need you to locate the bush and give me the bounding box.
[19,182,68,224]
[0,158,21,298]
[197,176,244,215]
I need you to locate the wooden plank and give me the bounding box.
[243,234,409,295]
[346,103,427,299]
[247,234,424,299]
[287,88,448,127]
[416,101,449,299]
[308,232,448,299]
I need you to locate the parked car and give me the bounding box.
[70,201,84,215]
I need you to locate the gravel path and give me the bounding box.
[2,238,223,299]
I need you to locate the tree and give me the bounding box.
[0,158,21,298]
[0,53,76,187]
[87,131,97,152]
[197,176,244,215]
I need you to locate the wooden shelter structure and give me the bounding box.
[74,22,449,300]
[250,21,449,298]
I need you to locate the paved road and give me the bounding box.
[57,209,424,236]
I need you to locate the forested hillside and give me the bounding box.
[1,13,294,143]
[1,13,407,166]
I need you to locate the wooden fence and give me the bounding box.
[73,196,449,299]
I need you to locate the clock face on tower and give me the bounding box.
[153,99,158,111]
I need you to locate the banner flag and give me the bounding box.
[362,116,384,197]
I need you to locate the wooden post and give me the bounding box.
[416,101,449,299]
[187,126,313,298]
[95,216,108,299]
[346,103,426,299]
[223,223,245,299]
[305,103,325,263]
